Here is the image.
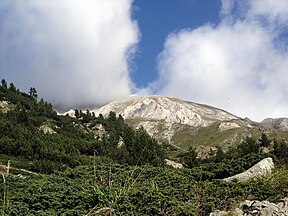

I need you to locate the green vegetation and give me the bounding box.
[1,151,287,215]
[1,79,288,215]
[0,79,165,174]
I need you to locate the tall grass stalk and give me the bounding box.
[1,160,10,216]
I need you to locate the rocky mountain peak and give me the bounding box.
[92,95,238,127]
[91,95,242,144]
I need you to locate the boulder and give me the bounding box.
[223,157,274,182]
[39,125,56,134]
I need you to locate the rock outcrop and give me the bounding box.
[218,122,240,131]
[210,198,288,216]
[223,157,274,182]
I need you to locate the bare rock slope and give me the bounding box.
[93,95,237,126]
[92,96,246,147]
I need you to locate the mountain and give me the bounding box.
[91,95,255,151]
[260,118,288,131]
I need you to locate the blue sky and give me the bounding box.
[1,0,288,121]
[132,0,221,87]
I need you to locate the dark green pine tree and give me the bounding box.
[74,109,80,118]
[181,146,199,168]
[215,146,225,162]
[9,83,17,92]
[237,137,260,156]
[29,87,38,99]
[259,132,271,147]
[1,79,7,89]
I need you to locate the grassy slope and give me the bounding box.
[172,122,263,150]
[127,118,288,157]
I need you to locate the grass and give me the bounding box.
[172,123,242,149]
[171,122,266,151]
[248,166,288,202]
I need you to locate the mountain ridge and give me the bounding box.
[60,95,287,151]
[91,95,239,124]
[88,95,252,149]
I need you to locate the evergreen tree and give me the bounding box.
[9,83,17,92]
[237,137,260,157]
[82,109,92,123]
[75,109,80,118]
[259,132,271,147]
[108,111,117,122]
[98,113,104,120]
[215,146,225,162]
[179,146,198,168]
[29,87,38,99]
[1,79,7,89]
[274,139,288,164]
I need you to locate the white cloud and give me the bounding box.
[220,0,234,17]
[0,0,139,109]
[151,0,288,121]
[248,0,288,23]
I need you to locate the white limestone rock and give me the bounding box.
[223,157,274,182]
[218,122,240,131]
[164,159,184,169]
[39,125,56,134]
[0,101,13,113]
[117,136,125,148]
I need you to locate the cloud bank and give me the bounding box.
[0,0,138,109]
[151,0,288,121]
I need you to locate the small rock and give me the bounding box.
[39,125,56,134]
[209,210,229,216]
[164,159,184,169]
[117,136,125,148]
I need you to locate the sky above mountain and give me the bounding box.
[1,0,288,121]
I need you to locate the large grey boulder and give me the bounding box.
[223,157,274,182]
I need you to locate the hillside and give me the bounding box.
[1,79,288,215]
[0,80,166,173]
